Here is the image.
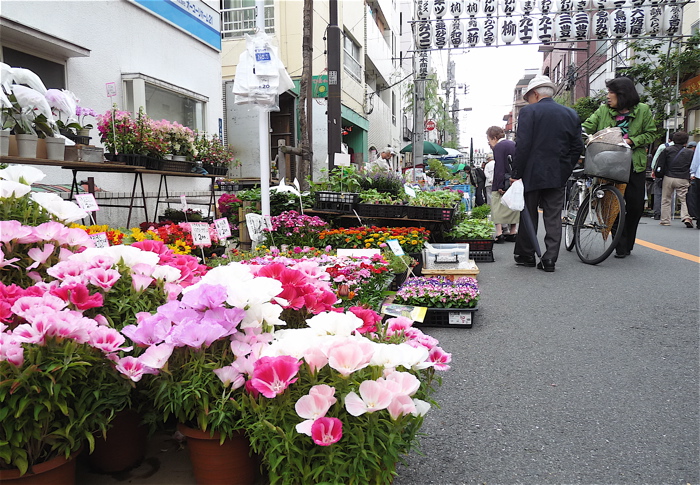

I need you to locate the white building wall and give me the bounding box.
[1,0,223,227]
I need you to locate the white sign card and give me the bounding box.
[448,311,473,326]
[189,222,212,246]
[75,193,99,212]
[404,184,417,198]
[106,82,117,97]
[214,217,232,239]
[90,232,109,248]
[386,239,405,256]
[335,153,351,167]
[180,195,188,211]
[337,248,381,258]
[381,303,427,323]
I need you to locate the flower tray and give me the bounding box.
[404,204,457,222]
[314,192,359,213]
[203,164,228,175]
[446,239,495,263]
[356,203,408,219]
[159,159,194,173]
[418,307,477,328]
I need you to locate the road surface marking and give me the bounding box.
[635,239,700,263]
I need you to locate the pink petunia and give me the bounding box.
[428,346,452,371]
[310,417,343,446]
[250,355,301,398]
[115,356,157,382]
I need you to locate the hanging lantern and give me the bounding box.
[630,0,645,6]
[501,17,517,43]
[645,5,663,35]
[519,0,536,14]
[574,11,590,39]
[538,14,555,43]
[518,15,535,42]
[556,12,574,40]
[662,4,682,36]
[415,20,433,50]
[483,16,497,43]
[573,0,590,10]
[483,0,497,15]
[464,0,479,15]
[629,7,646,36]
[611,0,628,8]
[434,0,448,18]
[466,17,482,45]
[501,0,517,15]
[451,19,464,47]
[539,0,554,14]
[434,19,448,48]
[610,8,629,37]
[416,0,433,20]
[450,0,465,17]
[593,10,610,38]
[557,0,574,12]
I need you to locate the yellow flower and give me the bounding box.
[172,240,192,254]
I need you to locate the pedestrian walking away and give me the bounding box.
[582,76,658,259]
[656,132,695,228]
[486,126,519,243]
[650,135,673,219]
[511,75,584,272]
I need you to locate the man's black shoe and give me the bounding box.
[653,214,661,220]
[514,255,536,267]
[536,259,555,272]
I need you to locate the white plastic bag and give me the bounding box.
[500,179,525,211]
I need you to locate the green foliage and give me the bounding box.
[447,218,495,240]
[359,189,397,205]
[469,204,491,220]
[0,340,131,475]
[0,194,53,230]
[624,32,700,131]
[358,171,405,197]
[572,91,607,122]
[427,160,451,181]
[411,190,461,208]
[233,188,313,216]
[312,166,364,194]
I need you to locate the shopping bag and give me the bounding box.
[500,179,524,211]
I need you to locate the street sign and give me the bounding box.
[425,119,437,131]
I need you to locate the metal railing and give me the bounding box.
[221,5,274,39]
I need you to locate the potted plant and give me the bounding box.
[393,276,480,327]
[2,87,55,158]
[74,106,96,138]
[196,134,237,175]
[161,207,204,222]
[97,106,138,161]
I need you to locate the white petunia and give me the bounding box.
[0,180,32,198]
[151,265,182,283]
[0,165,46,185]
[306,311,363,337]
[30,193,88,223]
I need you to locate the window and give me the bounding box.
[221,0,274,39]
[2,47,65,89]
[123,74,207,132]
[343,35,362,82]
[392,91,397,126]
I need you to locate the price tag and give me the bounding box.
[189,222,211,246]
[106,82,117,97]
[335,153,351,167]
[214,217,232,239]
[386,239,404,256]
[448,312,472,326]
[404,184,417,198]
[180,195,188,211]
[90,232,109,248]
[75,193,99,212]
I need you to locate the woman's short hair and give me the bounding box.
[606,76,640,111]
[486,126,505,140]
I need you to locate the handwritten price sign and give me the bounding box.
[75,193,99,212]
[90,232,109,248]
[189,222,211,246]
[386,239,405,256]
[180,195,188,211]
[214,218,232,239]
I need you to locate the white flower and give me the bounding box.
[412,399,431,416]
[30,193,88,223]
[71,246,159,269]
[0,180,31,198]
[152,265,182,283]
[306,311,363,337]
[370,342,429,370]
[0,165,46,185]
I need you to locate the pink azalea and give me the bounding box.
[327,340,373,376]
[26,244,55,270]
[250,355,301,398]
[84,267,121,290]
[387,393,416,420]
[344,380,395,416]
[89,325,128,353]
[213,365,246,389]
[115,356,157,382]
[137,342,174,369]
[310,417,342,446]
[428,346,452,371]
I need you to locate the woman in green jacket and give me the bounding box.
[582,76,658,259]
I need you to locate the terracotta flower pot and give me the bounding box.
[0,449,81,484]
[177,423,259,485]
[88,409,148,474]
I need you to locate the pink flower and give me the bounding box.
[213,364,246,389]
[131,274,154,291]
[0,334,24,366]
[85,267,121,290]
[121,313,172,346]
[303,346,328,374]
[344,379,395,416]
[349,306,382,334]
[428,346,452,371]
[382,371,420,396]
[89,326,128,353]
[295,385,337,435]
[250,355,301,398]
[387,393,416,420]
[138,343,174,369]
[115,356,157,382]
[0,220,32,243]
[26,244,55,270]
[51,283,103,311]
[327,340,373,376]
[311,417,342,446]
[385,316,414,336]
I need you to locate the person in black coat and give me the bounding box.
[472,163,487,206]
[511,75,584,272]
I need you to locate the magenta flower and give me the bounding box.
[295,385,337,435]
[250,355,301,398]
[428,346,452,371]
[84,267,121,290]
[115,356,157,382]
[310,417,343,446]
[89,326,128,353]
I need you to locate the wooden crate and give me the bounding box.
[420,262,480,280]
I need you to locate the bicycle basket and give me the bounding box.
[584,141,632,183]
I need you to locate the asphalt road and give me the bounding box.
[395,214,700,485]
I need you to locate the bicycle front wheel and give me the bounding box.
[563,180,585,251]
[574,185,626,265]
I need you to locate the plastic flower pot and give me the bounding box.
[0,448,82,484]
[15,133,38,158]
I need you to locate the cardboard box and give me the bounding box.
[64,145,105,163]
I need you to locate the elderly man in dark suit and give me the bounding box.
[511,75,584,272]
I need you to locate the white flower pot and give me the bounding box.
[16,133,38,158]
[78,128,91,138]
[0,131,9,156]
[44,137,66,161]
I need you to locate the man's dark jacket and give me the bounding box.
[512,97,584,192]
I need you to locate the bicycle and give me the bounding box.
[562,168,586,252]
[568,175,626,265]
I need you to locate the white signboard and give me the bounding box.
[180,195,188,211]
[335,153,351,167]
[75,193,99,212]
[90,232,109,248]
[214,217,232,239]
[386,239,405,256]
[190,222,212,246]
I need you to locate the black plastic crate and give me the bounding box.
[405,204,457,222]
[418,307,477,328]
[450,239,495,263]
[470,251,495,263]
[356,203,408,219]
[315,191,359,204]
[159,159,194,173]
